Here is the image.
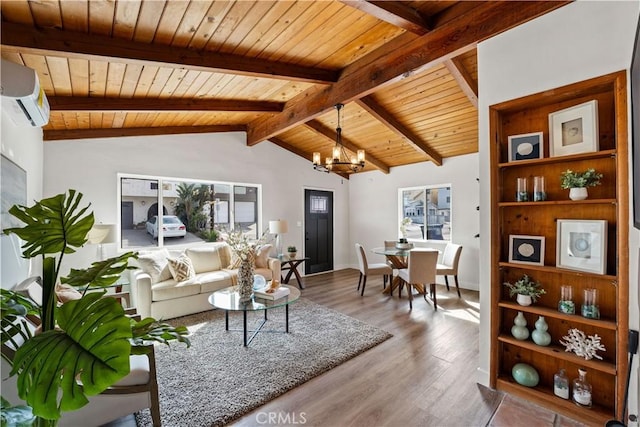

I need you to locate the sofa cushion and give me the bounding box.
[151,278,200,302]
[137,249,172,284]
[186,244,229,274]
[167,254,196,282]
[255,244,273,268]
[198,270,236,293]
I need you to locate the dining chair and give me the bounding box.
[355,243,393,296]
[397,248,439,310]
[436,243,463,298]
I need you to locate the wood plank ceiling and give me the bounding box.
[0,0,569,177]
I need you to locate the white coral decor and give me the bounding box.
[560,328,606,360]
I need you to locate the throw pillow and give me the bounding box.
[137,249,172,284]
[167,254,196,282]
[56,283,82,303]
[255,244,273,268]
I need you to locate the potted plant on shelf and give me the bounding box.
[287,246,297,259]
[503,274,546,306]
[560,168,603,200]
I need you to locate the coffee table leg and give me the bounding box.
[225,310,229,330]
[243,310,248,347]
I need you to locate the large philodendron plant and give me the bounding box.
[1,190,189,425]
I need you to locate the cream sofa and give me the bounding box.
[130,242,281,320]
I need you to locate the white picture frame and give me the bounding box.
[549,100,599,157]
[507,132,544,162]
[508,235,545,266]
[556,219,607,274]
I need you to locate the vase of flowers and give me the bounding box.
[226,230,257,302]
[503,274,546,306]
[560,168,603,200]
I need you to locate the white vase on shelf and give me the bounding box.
[569,187,588,200]
[516,294,532,306]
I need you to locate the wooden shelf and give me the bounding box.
[498,301,617,330]
[498,199,616,207]
[498,149,616,168]
[490,71,628,421]
[497,262,617,282]
[496,377,613,425]
[497,334,616,374]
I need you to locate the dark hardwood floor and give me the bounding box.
[231,269,501,427]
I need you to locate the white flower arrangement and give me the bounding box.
[559,328,606,360]
[400,217,412,239]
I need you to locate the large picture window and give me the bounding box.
[398,185,452,241]
[119,174,261,249]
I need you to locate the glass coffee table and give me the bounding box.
[208,285,301,346]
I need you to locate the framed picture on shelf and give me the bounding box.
[556,219,608,274]
[549,100,599,157]
[507,132,544,162]
[508,235,545,266]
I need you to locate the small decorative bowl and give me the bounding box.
[396,242,413,250]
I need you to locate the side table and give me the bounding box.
[280,257,309,289]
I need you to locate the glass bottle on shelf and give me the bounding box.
[516,177,529,202]
[581,288,600,319]
[558,285,575,314]
[533,176,547,201]
[572,368,592,407]
[553,368,569,399]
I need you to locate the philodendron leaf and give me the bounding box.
[11,293,132,420]
[61,252,138,289]
[4,190,94,258]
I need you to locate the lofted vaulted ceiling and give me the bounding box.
[0,0,569,177]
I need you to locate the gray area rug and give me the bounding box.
[135,298,392,427]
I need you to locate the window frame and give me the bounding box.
[117,172,262,250]
[397,184,452,242]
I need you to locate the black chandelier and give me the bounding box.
[312,103,365,173]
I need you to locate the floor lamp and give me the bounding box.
[269,220,288,257]
[87,224,118,261]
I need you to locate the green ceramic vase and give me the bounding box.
[512,363,539,387]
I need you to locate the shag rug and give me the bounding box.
[135,298,392,427]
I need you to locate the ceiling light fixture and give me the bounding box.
[312,103,365,173]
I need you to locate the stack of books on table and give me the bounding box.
[254,286,290,300]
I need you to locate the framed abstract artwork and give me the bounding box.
[556,219,607,274]
[549,100,599,157]
[509,235,545,266]
[508,132,544,162]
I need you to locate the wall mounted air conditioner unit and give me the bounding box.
[1,59,50,127]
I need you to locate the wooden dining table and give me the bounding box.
[372,246,438,296]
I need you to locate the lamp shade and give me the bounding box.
[87,224,117,244]
[269,220,288,234]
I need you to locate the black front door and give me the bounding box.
[304,189,333,274]
[121,202,134,229]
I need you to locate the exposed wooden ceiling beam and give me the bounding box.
[47,96,284,113]
[43,125,246,141]
[341,1,432,35]
[444,57,478,108]
[304,120,390,174]
[355,96,442,166]
[246,1,570,146]
[0,22,339,84]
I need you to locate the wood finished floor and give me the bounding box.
[114,268,586,427]
[232,269,498,427]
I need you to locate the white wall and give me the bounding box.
[1,110,44,289]
[477,0,640,420]
[349,153,480,290]
[42,132,353,273]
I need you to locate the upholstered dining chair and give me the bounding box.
[355,243,393,296]
[397,248,439,310]
[436,243,463,298]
